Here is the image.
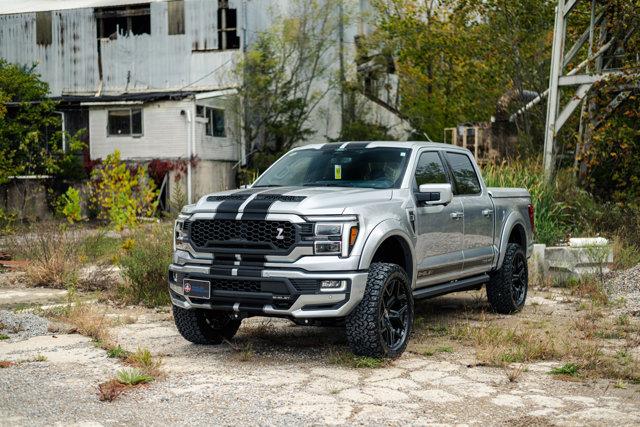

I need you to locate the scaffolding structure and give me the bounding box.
[542,0,638,180]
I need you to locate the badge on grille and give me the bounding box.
[276,227,285,240]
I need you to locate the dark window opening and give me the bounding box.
[217,0,240,50]
[445,152,481,195]
[196,105,205,118]
[36,11,52,45]
[167,0,185,35]
[108,108,143,136]
[96,4,151,39]
[415,152,448,187]
[203,107,226,137]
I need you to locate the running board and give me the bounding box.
[412,274,490,300]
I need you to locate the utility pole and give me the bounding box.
[338,0,345,135]
[542,0,634,182]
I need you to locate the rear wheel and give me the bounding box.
[487,243,528,314]
[172,305,241,344]
[346,263,414,358]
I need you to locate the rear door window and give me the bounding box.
[445,152,481,195]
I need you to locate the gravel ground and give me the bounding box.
[606,265,640,313]
[0,309,49,342]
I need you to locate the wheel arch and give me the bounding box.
[496,212,529,270]
[359,220,416,286]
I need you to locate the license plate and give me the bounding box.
[183,279,211,299]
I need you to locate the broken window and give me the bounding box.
[36,11,52,45]
[108,108,143,136]
[167,0,185,35]
[96,4,151,39]
[217,0,240,50]
[204,107,226,137]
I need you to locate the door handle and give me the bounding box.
[482,209,494,217]
[450,212,464,220]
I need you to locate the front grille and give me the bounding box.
[189,219,296,250]
[212,278,261,293]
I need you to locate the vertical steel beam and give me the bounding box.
[543,0,567,181]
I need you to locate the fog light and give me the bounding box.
[314,241,341,254]
[320,279,347,292]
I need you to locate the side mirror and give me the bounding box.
[239,184,249,189]
[416,183,453,206]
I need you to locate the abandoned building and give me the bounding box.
[0,0,405,205]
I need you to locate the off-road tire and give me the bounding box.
[345,263,414,358]
[487,243,528,314]
[172,305,241,344]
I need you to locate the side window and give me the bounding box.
[414,152,448,187]
[445,152,481,195]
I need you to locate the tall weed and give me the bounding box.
[118,223,172,306]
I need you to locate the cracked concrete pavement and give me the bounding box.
[0,287,639,426]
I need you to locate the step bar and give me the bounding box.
[412,273,490,300]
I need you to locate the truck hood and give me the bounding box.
[192,186,393,216]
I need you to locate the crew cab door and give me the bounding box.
[443,151,495,275]
[412,151,464,287]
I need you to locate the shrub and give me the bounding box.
[56,187,82,223]
[118,223,172,306]
[88,150,158,230]
[116,368,154,386]
[482,160,569,245]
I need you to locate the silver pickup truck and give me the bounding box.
[169,141,534,358]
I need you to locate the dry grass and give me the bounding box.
[47,303,112,344]
[0,361,16,368]
[410,290,640,384]
[125,347,163,377]
[328,350,390,369]
[98,379,128,402]
[7,223,118,291]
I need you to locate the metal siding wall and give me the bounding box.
[0,0,241,95]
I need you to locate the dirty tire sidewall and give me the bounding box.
[346,263,414,358]
[172,305,241,345]
[486,243,528,314]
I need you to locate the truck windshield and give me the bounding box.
[253,147,412,189]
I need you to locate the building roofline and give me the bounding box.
[0,0,166,16]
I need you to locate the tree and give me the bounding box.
[239,0,344,171]
[0,59,83,185]
[364,0,554,148]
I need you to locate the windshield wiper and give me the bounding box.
[252,185,281,188]
[303,182,355,187]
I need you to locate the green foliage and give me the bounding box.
[0,60,84,184]
[329,351,388,368]
[549,363,579,376]
[118,224,172,307]
[0,208,16,234]
[56,187,82,223]
[580,75,640,207]
[88,150,158,230]
[116,368,154,385]
[106,345,129,359]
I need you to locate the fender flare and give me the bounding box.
[496,211,528,270]
[358,219,417,286]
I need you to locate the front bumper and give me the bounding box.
[168,263,368,319]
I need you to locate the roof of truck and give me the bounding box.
[297,141,469,151]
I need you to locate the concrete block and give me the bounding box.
[545,243,613,281]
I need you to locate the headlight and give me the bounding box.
[310,219,358,256]
[173,219,190,251]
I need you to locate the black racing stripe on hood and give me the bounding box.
[214,188,261,213]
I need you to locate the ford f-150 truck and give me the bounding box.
[169,141,534,357]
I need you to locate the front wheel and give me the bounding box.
[486,243,528,314]
[346,263,414,358]
[172,305,241,344]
